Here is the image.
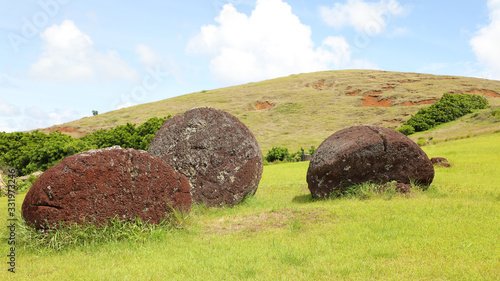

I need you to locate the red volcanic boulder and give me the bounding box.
[148,107,263,207]
[307,125,434,198]
[22,146,191,231]
[431,157,451,167]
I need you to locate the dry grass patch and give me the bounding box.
[201,208,336,235]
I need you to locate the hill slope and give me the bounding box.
[41,70,500,153]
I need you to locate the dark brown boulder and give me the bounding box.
[431,157,451,167]
[148,107,263,207]
[307,125,434,198]
[22,146,191,231]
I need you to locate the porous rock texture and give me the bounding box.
[22,146,191,231]
[307,125,434,198]
[148,107,263,207]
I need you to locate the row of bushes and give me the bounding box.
[397,93,489,135]
[265,146,316,164]
[0,116,169,176]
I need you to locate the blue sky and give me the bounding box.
[1,0,499,132]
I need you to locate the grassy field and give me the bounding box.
[39,70,500,154]
[1,132,499,280]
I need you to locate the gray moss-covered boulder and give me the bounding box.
[307,125,434,198]
[148,107,263,207]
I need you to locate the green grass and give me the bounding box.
[1,133,499,280]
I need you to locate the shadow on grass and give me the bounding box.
[292,194,314,204]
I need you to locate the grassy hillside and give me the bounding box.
[41,70,500,153]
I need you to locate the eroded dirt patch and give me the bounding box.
[466,89,500,98]
[47,127,80,133]
[398,79,421,84]
[400,99,438,106]
[383,119,402,124]
[305,79,336,90]
[248,101,275,111]
[382,83,397,90]
[359,91,392,107]
[345,90,361,96]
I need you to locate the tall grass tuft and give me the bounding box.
[330,181,413,200]
[13,210,188,253]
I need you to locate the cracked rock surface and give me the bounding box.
[307,125,434,199]
[22,146,191,231]
[148,107,263,207]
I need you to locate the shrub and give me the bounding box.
[416,138,427,146]
[308,146,316,156]
[265,147,290,162]
[491,109,500,117]
[0,131,89,176]
[81,116,169,150]
[398,93,488,134]
[0,116,170,176]
[397,125,415,136]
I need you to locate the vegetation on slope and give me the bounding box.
[397,93,489,135]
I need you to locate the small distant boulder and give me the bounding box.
[148,107,263,207]
[431,157,451,167]
[307,125,434,198]
[22,146,191,231]
[18,171,43,181]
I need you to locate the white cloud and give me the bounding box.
[136,43,163,68]
[188,0,371,84]
[0,106,84,133]
[0,75,19,89]
[22,107,83,131]
[320,0,405,35]
[0,119,17,133]
[29,20,138,82]
[25,106,49,119]
[0,98,21,116]
[116,102,132,110]
[470,0,500,79]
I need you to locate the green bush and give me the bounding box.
[397,125,415,136]
[265,147,290,162]
[81,116,169,150]
[265,146,317,163]
[0,131,91,176]
[491,109,500,117]
[0,116,170,176]
[416,138,427,146]
[307,146,316,156]
[398,93,488,135]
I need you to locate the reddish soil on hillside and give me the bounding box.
[249,101,275,111]
[47,127,80,133]
[39,127,86,138]
[383,119,401,124]
[314,80,325,89]
[382,84,397,90]
[345,90,361,96]
[345,89,438,108]
[359,91,392,107]
[398,79,421,84]
[466,89,500,98]
[401,99,438,106]
[360,96,393,107]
